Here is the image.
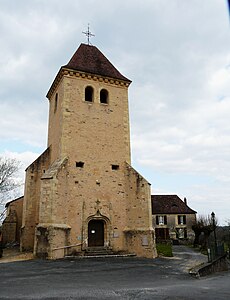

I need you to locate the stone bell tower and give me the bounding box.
[21,43,156,259]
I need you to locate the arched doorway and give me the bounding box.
[88,219,104,247]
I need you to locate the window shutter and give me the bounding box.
[164,216,167,225]
[177,216,180,224]
[183,215,186,224]
[156,216,159,225]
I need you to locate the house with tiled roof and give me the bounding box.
[151,195,197,242]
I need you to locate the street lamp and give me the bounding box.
[211,212,217,257]
[228,227,230,259]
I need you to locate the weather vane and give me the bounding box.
[82,24,95,45]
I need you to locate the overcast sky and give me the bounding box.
[0,0,229,224]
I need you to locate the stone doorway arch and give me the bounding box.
[84,212,111,249]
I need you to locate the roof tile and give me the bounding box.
[151,195,196,215]
[64,43,131,82]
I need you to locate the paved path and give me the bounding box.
[0,245,229,299]
[171,245,207,272]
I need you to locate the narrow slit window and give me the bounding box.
[76,161,84,168]
[100,89,109,104]
[85,86,94,102]
[111,164,119,170]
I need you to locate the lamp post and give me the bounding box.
[211,212,217,257]
[229,227,230,259]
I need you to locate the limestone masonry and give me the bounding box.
[20,43,157,259]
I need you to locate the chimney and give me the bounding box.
[184,197,187,205]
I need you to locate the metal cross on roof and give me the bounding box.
[82,24,95,45]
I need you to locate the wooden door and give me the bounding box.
[88,220,104,247]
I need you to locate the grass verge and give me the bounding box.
[156,243,173,257]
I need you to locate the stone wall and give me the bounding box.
[124,163,157,258]
[2,196,23,245]
[190,255,229,277]
[21,148,51,251]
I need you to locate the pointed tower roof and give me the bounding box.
[63,43,131,82]
[47,43,131,99]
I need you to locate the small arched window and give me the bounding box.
[85,86,94,102]
[100,89,109,104]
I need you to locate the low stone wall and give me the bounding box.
[190,255,229,278]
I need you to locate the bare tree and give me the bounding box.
[0,156,21,203]
[192,218,204,247]
[192,215,218,249]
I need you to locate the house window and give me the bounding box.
[178,215,186,225]
[156,215,167,225]
[85,86,94,102]
[100,89,109,104]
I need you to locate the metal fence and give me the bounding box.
[207,242,225,262]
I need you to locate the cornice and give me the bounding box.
[46,67,131,100]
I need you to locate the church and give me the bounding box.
[19,42,157,259]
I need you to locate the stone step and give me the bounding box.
[85,246,113,252]
[65,247,136,259]
[85,247,113,256]
[65,253,136,259]
[85,251,113,256]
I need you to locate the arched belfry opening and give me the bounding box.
[88,219,105,247]
[85,86,94,102]
[100,89,108,104]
